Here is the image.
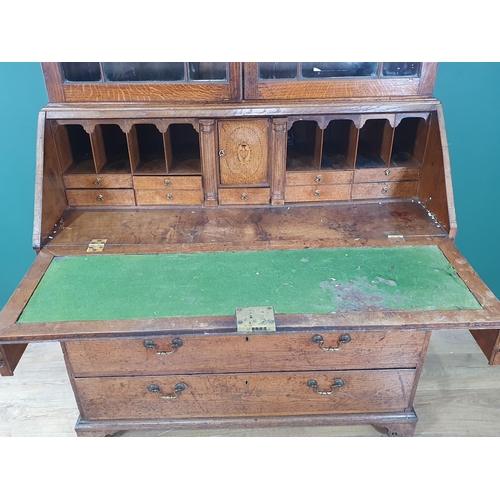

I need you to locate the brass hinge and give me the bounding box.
[388,234,405,243]
[87,239,107,253]
[236,306,276,333]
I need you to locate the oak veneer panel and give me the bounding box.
[286,171,353,186]
[76,369,416,420]
[135,189,203,206]
[351,181,419,200]
[133,176,202,190]
[63,173,133,189]
[44,202,448,249]
[285,184,351,203]
[353,167,421,183]
[66,189,136,206]
[64,331,428,377]
[218,187,270,205]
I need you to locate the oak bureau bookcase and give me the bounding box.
[1,62,500,437]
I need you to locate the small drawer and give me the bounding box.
[286,171,353,186]
[218,188,270,205]
[133,176,202,190]
[66,189,136,206]
[64,331,428,377]
[285,184,351,202]
[135,189,203,206]
[63,174,133,189]
[351,181,419,200]
[353,167,421,184]
[75,369,416,420]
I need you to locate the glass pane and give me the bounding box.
[258,62,298,80]
[188,62,227,81]
[301,62,378,78]
[102,63,185,82]
[60,63,101,82]
[382,62,421,77]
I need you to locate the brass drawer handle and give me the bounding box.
[314,190,321,197]
[94,178,101,186]
[97,194,104,202]
[381,186,388,194]
[312,333,351,351]
[307,379,344,395]
[165,179,171,186]
[315,175,322,183]
[143,338,183,355]
[148,382,187,399]
[242,192,248,200]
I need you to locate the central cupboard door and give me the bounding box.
[218,120,269,186]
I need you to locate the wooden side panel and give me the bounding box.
[470,329,500,365]
[33,114,67,251]
[0,344,28,376]
[417,108,455,237]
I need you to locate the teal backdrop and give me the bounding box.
[0,63,499,309]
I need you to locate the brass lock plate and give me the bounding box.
[236,306,276,333]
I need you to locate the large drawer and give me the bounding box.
[76,369,416,420]
[64,331,428,377]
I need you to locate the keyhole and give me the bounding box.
[245,336,249,342]
[245,380,249,386]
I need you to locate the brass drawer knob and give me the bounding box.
[94,178,101,186]
[165,179,171,187]
[242,192,248,200]
[148,382,187,399]
[314,190,321,197]
[312,333,351,351]
[385,169,391,176]
[315,175,322,183]
[143,338,183,355]
[167,193,173,200]
[307,379,345,395]
[381,186,388,194]
[97,194,104,202]
[219,150,226,157]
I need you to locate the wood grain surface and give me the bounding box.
[2,329,499,436]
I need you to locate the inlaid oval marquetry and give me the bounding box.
[218,120,269,185]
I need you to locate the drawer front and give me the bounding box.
[351,181,419,200]
[135,189,203,205]
[133,176,202,190]
[286,171,353,186]
[64,331,427,377]
[218,187,270,205]
[285,184,351,202]
[76,369,416,420]
[353,167,421,184]
[63,174,133,189]
[66,189,136,206]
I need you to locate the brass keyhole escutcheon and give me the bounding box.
[315,175,322,183]
[219,149,226,157]
[97,194,104,202]
[385,169,391,176]
[314,190,321,196]
[381,186,388,194]
[94,178,101,186]
[165,179,171,187]
[242,192,248,200]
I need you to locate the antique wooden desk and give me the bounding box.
[1,62,499,437]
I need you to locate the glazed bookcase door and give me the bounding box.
[42,62,242,103]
